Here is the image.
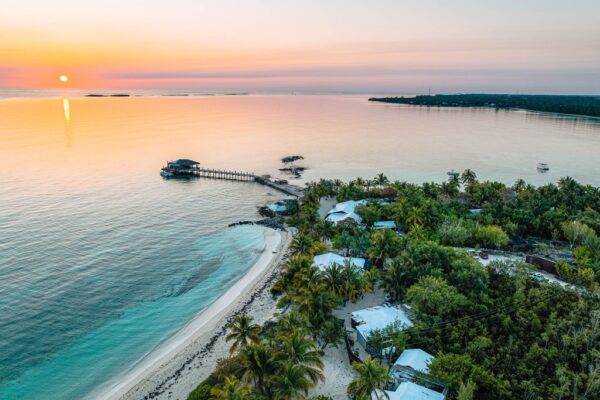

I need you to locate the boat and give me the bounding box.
[537,162,549,172]
[160,169,174,177]
[447,169,460,178]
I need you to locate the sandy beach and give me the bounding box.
[91,228,290,400]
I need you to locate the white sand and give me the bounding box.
[91,228,290,400]
[309,288,388,399]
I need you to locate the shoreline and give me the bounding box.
[91,227,290,400]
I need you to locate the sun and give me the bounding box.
[59,74,69,83]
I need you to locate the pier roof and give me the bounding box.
[171,159,200,166]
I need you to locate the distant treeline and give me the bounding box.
[369,94,600,118]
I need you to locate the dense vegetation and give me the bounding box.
[190,171,600,400]
[369,94,600,118]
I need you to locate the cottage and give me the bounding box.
[469,208,482,216]
[373,220,397,230]
[394,348,434,373]
[267,203,288,213]
[326,211,362,225]
[313,252,366,272]
[326,200,367,225]
[351,305,413,348]
[373,382,446,400]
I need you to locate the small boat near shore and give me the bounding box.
[447,169,460,178]
[537,162,550,173]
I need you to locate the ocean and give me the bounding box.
[1,93,599,399]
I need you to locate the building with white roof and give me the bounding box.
[329,199,367,214]
[394,348,434,373]
[267,203,288,213]
[351,305,413,348]
[373,220,397,230]
[313,252,366,272]
[326,211,362,225]
[372,382,445,400]
[326,200,367,225]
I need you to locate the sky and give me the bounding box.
[1,0,599,93]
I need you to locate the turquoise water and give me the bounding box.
[0,169,274,399]
[1,94,600,400]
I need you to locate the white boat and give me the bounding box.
[537,163,549,172]
[160,169,174,177]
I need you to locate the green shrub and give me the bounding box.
[187,382,211,400]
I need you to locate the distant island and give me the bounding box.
[369,94,600,118]
[85,93,130,97]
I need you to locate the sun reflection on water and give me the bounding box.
[63,97,71,146]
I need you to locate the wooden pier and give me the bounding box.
[196,167,256,181]
[198,168,304,197]
[161,159,304,197]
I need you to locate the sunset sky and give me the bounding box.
[1,0,599,93]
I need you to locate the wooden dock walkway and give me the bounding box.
[196,167,255,181]
[195,167,304,197]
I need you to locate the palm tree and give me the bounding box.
[291,235,315,255]
[441,177,460,198]
[405,206,424,229]
[355,177,366,190]
[347,358,390,400]
[512,178,526,193]
[367,228,400,267]
[322,262,346,298]
[361,268,379,295]
[226,314,260,354]
[374,173,389,188]
[238,343,277,396]
[314,219,335,241]
[270,363,313,400]
[340,260,363,302]
[297,285,340,331]
[461,169,477,186]
[365,179,374,194]
[276,310,309,335]
[381,259,406,301]
[210,376,253,400]
[278,331,324,384]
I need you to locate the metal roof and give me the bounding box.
[352,305,413,338]
[313,252,365,272]
[375,382,445,400]
[394,348,434,373]
[373,220,397,229]
[170,159,200,166]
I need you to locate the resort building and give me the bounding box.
[373,220,397,230]
[313,252,366,272]
[326,200,367,225]
[351,305,413,348]
[469,208,482,216]
[267,203,288,213]
[373,382,446,400]
[385,348,448,400]
[394,348,434,373]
